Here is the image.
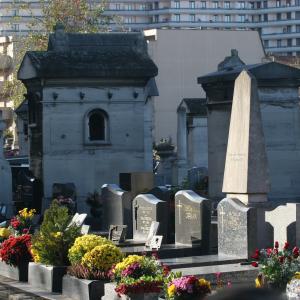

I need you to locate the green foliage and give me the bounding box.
[6,0,115,108]
[31,201,81,266]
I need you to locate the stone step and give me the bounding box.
[172,263,259,286]
[160,254,246,269]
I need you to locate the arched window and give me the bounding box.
[86,109,109,143]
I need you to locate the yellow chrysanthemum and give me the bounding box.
[199,278,211,289]
[113,255,144,274]
[31,247,41,263]
[53,232,63,238]
[19,208,36,219]
[294,272,300,280]
[167,284,176,297]
[82,244,123,272]
[0,228,11,238]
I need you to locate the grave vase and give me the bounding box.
[0,260,28,281]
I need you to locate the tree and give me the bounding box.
[2,0,115,108]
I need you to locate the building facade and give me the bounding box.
[1,0,300,55]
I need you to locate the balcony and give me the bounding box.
[262,31,300,39]
[265,45,300,52]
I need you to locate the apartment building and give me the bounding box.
[0,0,299,55]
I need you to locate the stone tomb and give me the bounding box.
[175,190,211,253]
[265,203,300,247]
[101,184,132,238]
[218,198,259,258]
[132,194,167,241]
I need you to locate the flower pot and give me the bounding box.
[28,262,67,293]
[0,260,28,282]
[62,275,108,300]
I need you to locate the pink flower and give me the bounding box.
[251,262,258,267]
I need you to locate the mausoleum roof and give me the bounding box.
[18,28,158,81]
[198,51,300,86]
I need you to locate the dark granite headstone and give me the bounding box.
[109,225,127,244]
[188,167,208,191]
[175,190,211,253]
[218,198,257,258]
[148,186,174,243]
[101,184,132,238]
[132,194,167,241]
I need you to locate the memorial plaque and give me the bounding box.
[109,225,127,244]
[218,198,257,258]
[101,184,132,238]
[150,236,163,250]
[175,190,211,252]
[145,221,160,247]
[133,194,167,241]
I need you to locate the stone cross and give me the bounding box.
[222,70,270,205]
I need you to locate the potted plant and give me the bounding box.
[109,254,169,300]
[9,208,36,236]
[0,233,32,281]
[29,200,81,292]
[63,234,123,300]
[163,275,211,300]
[252,241,300,291]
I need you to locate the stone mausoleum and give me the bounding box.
[198,50,300,201]
[18,25,158,211]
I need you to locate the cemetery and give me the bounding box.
[1,24,300,300]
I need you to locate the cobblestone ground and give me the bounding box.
[0,283,44,300]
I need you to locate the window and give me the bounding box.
[276,0,281,7]
[213,14,218,21]
[154,15,159,22]
[225,15,231,22]
[189,14,196,22]
[297,38,300,45]
[238,1,245,8]
[174,1,180,8]
[250,2,255,8]
[213,1,218,8]
[175,14,180,21]
[189,1,195,8]
[287,25,292,32]
[287,12,291,20]
[11,24,19,31]
[201,1,206,8]
[257,2,261,8]
[264,14,268,21]
[277,39,282,47]
[297,25,300,32]
[287,39,292,46]
[115,4,121,10]
[238,14,245,22]
[125,17,134,23]
[224,1,230,8]
[263,1,268,8]
[126,4,133,10]
[264,40,269,47]
[86,109,109,143]
[287,0,291,6]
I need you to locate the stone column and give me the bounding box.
[177,107,187,162]
[190,117,208,168]
[176,107,188,185]
[144,97,153,171]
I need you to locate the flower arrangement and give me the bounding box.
[252,241,300,290]
[9,208,36,235]
[0,234,32,267]
[67,235,122,280]
[166,275,211,300]
[111,254,169,296]
[68,234,113,265]
[31,201,81,266]
[0,228,11,242]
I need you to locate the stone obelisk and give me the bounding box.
[0,111,13,218]
[222,70,270,205]
[218,70,270,258]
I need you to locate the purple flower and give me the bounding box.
[121,262,141,277]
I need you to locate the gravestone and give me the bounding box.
[265,203,300,247]
[222,70,270,205]
[132,194,167,241]
[218,198,257,258]
[119,172,154,197]
[188,167,208,192]
[218,70,270,258]
[175,190,211,253]
[101,184,133,238]
[148,186,174,243]
[109,225,127,244]
[0,111,13,218]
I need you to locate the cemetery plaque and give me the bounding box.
[145,221,160,247]
[175,190,211,251]
[218,198,257,258]
[101,184,132,238]
[109,225,127,244]
[150,236,163,250]
[81,225,90,235]
[133,194,167,241]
